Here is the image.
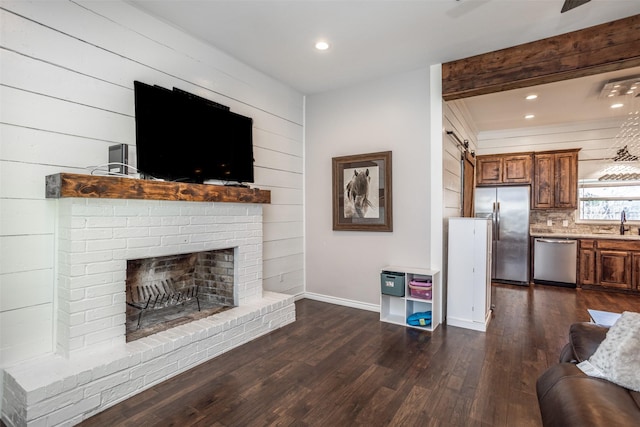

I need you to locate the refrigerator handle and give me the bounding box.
[495,202,500,241]
[491,202,497,241]
[491,202,494,238]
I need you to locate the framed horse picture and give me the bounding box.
[332,151,392,231]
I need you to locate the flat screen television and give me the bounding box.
[133,81,254,184]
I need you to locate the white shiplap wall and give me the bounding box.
[475,117,623,179]
[443,100,478,219]
[0,0,304,366]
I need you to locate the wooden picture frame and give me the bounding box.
[332,151,392,231]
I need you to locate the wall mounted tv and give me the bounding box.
[133,81,254,184]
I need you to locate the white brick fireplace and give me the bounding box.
[2,184,296,427]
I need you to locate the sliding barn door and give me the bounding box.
[462,151,476,217]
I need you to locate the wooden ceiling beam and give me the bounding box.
[442,14,640,101]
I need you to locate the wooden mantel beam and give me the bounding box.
[442,14,640,101]
[45,173,271,204]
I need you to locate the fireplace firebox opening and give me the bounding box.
[126,248,235,341]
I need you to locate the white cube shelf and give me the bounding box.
[380,265,440,332]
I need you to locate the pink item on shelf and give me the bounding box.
[409,280,431,288]
[409,281,432,299]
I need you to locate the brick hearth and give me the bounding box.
[1,178,295,427]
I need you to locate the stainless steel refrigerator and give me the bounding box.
[474,186,530,284]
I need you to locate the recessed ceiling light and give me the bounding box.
[525,114,535,119]
[525,94,538,100]
[315,41,330,51]
[611,103,624,109]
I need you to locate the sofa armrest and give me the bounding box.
[536,363,640,427]
[566,322,609,362]
[559,343,574,363]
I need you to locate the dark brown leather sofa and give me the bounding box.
[536,322,640,427]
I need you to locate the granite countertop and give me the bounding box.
[530,232,640,241]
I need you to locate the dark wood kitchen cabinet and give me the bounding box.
[578,238,640,291]
[533,153,554,208]
[632,254,640,290]
[476,153,532,186]
[532,149,579,209]
[578,239,596,286]
[597,250,632,290]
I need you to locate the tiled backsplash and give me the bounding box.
[530,210,637,235]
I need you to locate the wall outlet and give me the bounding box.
[562,220,569,227]
[547,219,553,226]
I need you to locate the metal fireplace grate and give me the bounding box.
[127,278,200,329]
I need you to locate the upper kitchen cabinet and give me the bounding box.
[476,153,532,186]
[532,149,579,209]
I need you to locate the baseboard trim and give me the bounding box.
[446,316,490,332]
[302,292,380,313]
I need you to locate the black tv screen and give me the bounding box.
[133,81,254,184]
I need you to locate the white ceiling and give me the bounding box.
[462,66,640,132]
[127,0,640,129]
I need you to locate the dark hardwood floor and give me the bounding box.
[79,284,640,426]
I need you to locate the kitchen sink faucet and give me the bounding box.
[620,209,630,235]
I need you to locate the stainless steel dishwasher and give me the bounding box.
[533,238,577,287]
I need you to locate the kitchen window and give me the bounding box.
[578,180,640,221]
